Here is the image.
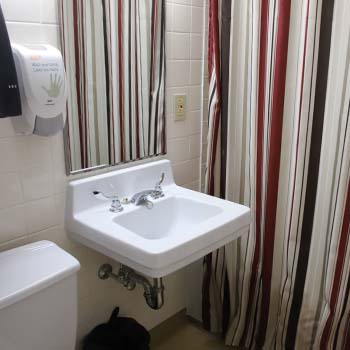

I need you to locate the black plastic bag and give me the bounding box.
[83,307,150,350]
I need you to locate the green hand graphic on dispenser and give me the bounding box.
[42,73,62,98]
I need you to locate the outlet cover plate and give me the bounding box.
[174,94,186,121]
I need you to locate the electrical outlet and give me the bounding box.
[174,94,186,121]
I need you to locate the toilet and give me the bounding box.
[0,240,80,350]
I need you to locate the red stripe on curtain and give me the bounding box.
[321,182,350,348]
[134,3,140,159]
[72,0,85,167]
[207,0,221,195]
[257,0,292,346]
[118,0,125,161]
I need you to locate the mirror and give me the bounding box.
[60,0,166,174]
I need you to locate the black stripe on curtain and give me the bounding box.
[148,1,155,154]
[202,254,212,331]
[128,0,133,160]
[220,1,233,335]
[220,0,232,199]
[285,0,335,347]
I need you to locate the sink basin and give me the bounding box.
[114,197,223,240]
[66,160,251,277]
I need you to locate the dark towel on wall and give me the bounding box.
[83,307,150,350]
[0,4,22,117]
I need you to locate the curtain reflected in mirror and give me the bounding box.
[60,0,166,173]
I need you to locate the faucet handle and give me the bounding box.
[152,172,165,200]
[154,172,165,192]
[93,191,118,200]
[93,191,124,213]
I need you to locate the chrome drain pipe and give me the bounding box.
[98,264,165,310]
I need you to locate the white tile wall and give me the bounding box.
[166,0,203,191]
[0,0,205,346]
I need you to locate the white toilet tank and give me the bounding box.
[0,241,80,350]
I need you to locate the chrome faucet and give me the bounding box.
[93,173,165,212]
[131,172,165,208]
[131,190,157,208]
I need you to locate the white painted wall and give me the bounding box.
[0,0,205,346]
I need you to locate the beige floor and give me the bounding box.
[150,311,234,350]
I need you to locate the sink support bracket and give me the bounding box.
[98,263,165,310]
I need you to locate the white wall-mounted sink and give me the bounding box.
[66,160,250,277]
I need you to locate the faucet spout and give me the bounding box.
[131,190,157,206]
[130,173,165,207]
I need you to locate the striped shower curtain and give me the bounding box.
[203,0,350,349]
[60,0,165,171]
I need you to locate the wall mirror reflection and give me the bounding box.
[60,0,166,174]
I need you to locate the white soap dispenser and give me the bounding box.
[11,44,67,136]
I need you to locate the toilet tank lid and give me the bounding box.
[0,241,80,310]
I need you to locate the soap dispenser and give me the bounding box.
[0,5,21,118]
